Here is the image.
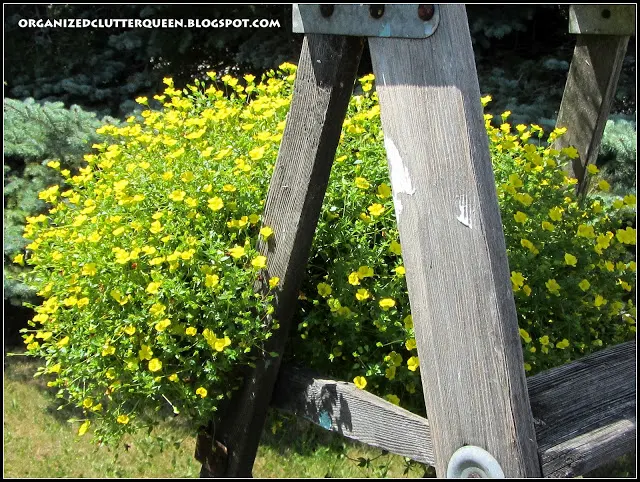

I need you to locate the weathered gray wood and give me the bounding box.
[368,5,541,477]
[569,5,636,35]
[529,341,636,477]
[555,34,629,195]
[195,34,364,477]
[271,365,434,466]
[271,342,636,477]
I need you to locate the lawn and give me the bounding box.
[3,353,431,478]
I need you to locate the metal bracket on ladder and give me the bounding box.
[292,4,440,38]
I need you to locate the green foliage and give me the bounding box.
[16,67,636,447]
[3,98,112,306]
[597,118,637,194]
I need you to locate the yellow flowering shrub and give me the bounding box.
[18,65,636,440]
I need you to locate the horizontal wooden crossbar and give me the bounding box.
[270,341,636,477]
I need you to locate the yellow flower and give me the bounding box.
[317,282,332,298]
[149,220,163,234]
[82,263,97,276]
[83,398,94,409]
[268,277,280,289]
[367,203,385,217]
[594,295,608,307]
[385,394,400,406]
[377,183,391,199]
[77,297,89,309]
[146,281,162,294]
[612,199,625,209]
[407,356,420,372]
[124,325,136,336]
[514,211,528,224]
[155,318,171,332]
[355,177,370,189]
[545,279,561,295]
[13,253,24,265]
[519,328,532,343]
[208,197,224,211]
[205,274,219,288]
[556,339,570,349]
[548,206,563,222]
[348,272,360,286]
[139,344,153,361]
[540,221,554,232]
[196,387,208,398]
[168,374,179,382]
[515,193,533,207]
[357,266,374,278]
[394,266,406,276]
[586,164,599,175]
[186,327,197,336]
[78,420,91,436]
[249,146,265,160]
[405,338,417,351]
[520,239,539,254]
[228,245,245,259]
[385,366,396,380]
[577,224,595,238]
[353,376,367,389]
[214,336,231,352]
[149,303,166,317]
[508,173,523,189]
[623,194,636,206]
[101,345,116,356]
[251,256,267,269]
[404,315,413,329]
[379,298,396,311]
[117,414,130,425]
[480,95,492,106]
[616,227,636,245]
[260,226,274,239]
[355,288,370,301]
[56,336,70,347]
[597,180,610,192]
[578,279,591,291]
[169,190,186,202]
[522,285,532,296]
[511,271,525,291]
[148,358,162,372]
[389,241,402,255]
[564,253,577,267]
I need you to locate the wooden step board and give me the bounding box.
[271,341,636,477]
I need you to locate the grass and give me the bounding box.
[4,352,634,478]
[3,353,431,478]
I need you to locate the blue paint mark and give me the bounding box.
[379,23,391,37]
[318,411,332,430]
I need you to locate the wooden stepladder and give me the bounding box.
[195,5,633,478]
[555,4,636,196]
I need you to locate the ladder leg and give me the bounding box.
[369,5,541,477]
[196,33,364,477]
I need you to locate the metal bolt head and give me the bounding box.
[319,4,334,18]
[418,4,435,21]
[369,5,385,19]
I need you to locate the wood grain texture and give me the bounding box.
[197,34,364,477]
[271,365,434,466]
[555,34,629,194]
[271,342,636,477]
[529,341,636,477]
[368,5,541,477]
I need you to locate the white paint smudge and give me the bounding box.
[385,137,415,222]
[456,195,472,228]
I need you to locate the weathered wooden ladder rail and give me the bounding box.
[196,5,636,478]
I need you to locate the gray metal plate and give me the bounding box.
[292,4,440,39]
[569,5,636,36]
